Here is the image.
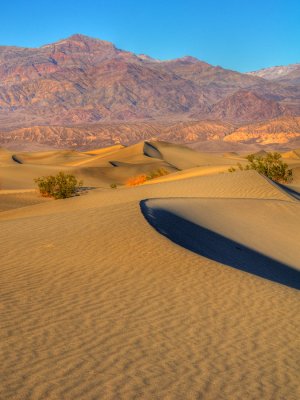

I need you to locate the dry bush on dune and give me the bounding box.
[35,172,83,199]
[126,168,170,187]
[229,152,293,183]
[126,174,148,187]
[146,168,169,180]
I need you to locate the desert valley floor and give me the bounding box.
[0,141,300,399]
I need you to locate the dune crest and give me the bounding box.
[140,198,300,289]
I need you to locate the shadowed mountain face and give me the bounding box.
[0,34,299,128]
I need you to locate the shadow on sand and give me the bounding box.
[140,200,300,290]
[275,182,300,201]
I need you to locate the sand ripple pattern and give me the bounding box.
[1,171,299,399]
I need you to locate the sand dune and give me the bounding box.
[12,150,91,166]
[84,144,124,155]
[0,147,15,166]
[1,144,300,399]
[282,148,300,159]
[146,141,240,169]
[2,141,226,190]
[3,140,300,191]
[141,197,300,288]
[0,190,51,212]
[67,145,126,167]
[143,165,233,184]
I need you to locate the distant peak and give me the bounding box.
[163,55,206,64]
[137,54,161,62]
[68,34,91,41]
[42,34,115,49]
[179,56,200,63]
[247,63,300,80]
[66,34,109,43]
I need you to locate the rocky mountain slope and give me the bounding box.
[248,63,300,83]
[2,117,300,150]
[248,63,300,113]
[0,34,299,129]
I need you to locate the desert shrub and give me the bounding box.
[126,168,170,187]
[126,174,148,186]
[228,152,292,183]
[146,168,169,180]
[110,183,117,189]
[34,172,83,199]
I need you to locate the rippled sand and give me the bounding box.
[0,144,300,399]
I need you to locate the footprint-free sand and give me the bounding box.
[1,143,300,399]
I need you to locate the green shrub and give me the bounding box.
[110,183,117,189]
[35,172,83,199]
[228,152,292,183]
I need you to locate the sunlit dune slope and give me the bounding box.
[0,170,299,400]
[282,148,300,159]
[0,141,240,190]
[84,144,124,155]
[0,148,15,166]
[145,141,240,169]
[3,141,300,192]
[12,150,91,165]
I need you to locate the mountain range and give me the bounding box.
[0,34,299,149]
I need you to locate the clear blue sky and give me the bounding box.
[1,0,299,72]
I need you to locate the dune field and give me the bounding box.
[1,141,300,399]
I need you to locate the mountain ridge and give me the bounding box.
[0,34,299,148]
[0,34,299,126]
[2,116,300,151]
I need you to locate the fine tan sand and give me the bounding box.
[0,143,300,399]
[282,148,300,159]
[0,190,51,212]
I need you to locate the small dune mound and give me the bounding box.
[0,148,15,166]
[145,141,232,169]
[223,151,239,158]
[282,149,300,159]
[12,150,91,166]
[248,150,268,158]
[84,145,124,155]
[80,142,164,167]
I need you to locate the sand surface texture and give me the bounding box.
[1,143,300,399]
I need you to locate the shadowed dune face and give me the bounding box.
[140,199,300,290]
[143,141,164,160]
[276,182,300,200]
